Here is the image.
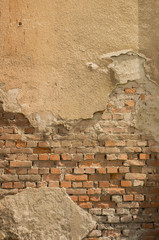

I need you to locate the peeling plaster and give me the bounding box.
[0,48,159,143]
[0,88,21,113]
[101,50,159,142]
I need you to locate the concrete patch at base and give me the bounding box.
[0,187,95,240]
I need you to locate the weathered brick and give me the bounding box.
[79,195,89,202]
[2,182,13,188]
[61,154,72,161]
[42,175,60,181]
[39,154,49,161]
[123,194,133,201]
[10,161,32,168]
[19,175,40,181]
[48,182,59,187]
[103,188,125,195]
[33,147,51,154]
[61,181,71,188]
[79,202,92,209]
[50,168,61,174]
[140,153,150,159]
[50,154,60,161]
[72,182,82,188]
[83,181,93,188]
[107,167,118,173]
[121,180,132,187]
[14,182,24,188]
[65,174,87,181]
[125,173,146,180]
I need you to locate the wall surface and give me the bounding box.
[0,1,159,240]
[0,0,138,124]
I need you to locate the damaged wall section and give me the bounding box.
[0,78,159,239]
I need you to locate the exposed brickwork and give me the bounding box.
[0,82,159,239]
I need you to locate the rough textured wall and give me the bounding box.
[0,1,159,240]
[0,0,138,125]
[0,82,159,240]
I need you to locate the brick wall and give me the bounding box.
[0,82,159,240]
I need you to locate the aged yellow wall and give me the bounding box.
[139,0,159,84]
[0,0,138,127]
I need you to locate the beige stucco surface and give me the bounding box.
[139,0,159,84]
[0,0,138,125]
[0,187,95,240]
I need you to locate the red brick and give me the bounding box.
[17,168,27,175]
[28,168,38,175]
[16,141,26,147]
[118,154,128,160]
[85,168,95,174]
[119,167,129,173]
[5,141,15,148]
[0,134,22,140]
[16,154,27,160]
[27,141,38,148]
[70,196,78,202]
[94,202,111,209]
[99,181,109,188]
[121,180,132,187]
[105,141,115,147]
[72,182,82,188]
[89,175,109,181]
[140,153,150,159]
[79,160,101,168]
[2,182,13,189]
[123,195,133,201]
[142,224,153,229]
[74,168,84,174]
[28,154,38,160]
[61,154,72,160]
[90,196,100,202]
[79,202,92,209]
[10,161,32,168]
[39,154,49,161]
[83,181,93,188]
[5,168,16,174]
[104,188,125,195]
[96,168,106,174]
[50,168,61,174]
[79,195,89,202]
[84,154,94,160]
[33,147,51,154]
[65,174,87,181]
[61,181,71,188]
[42,175,60,181]
[107,167,118,173]
[87,189,101,195]
[38,141,50,148]
[11,148,33,154]
[134,194,144,201]
[39,168,49,174]
[50,154,60,161]
[14,182,24,189]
